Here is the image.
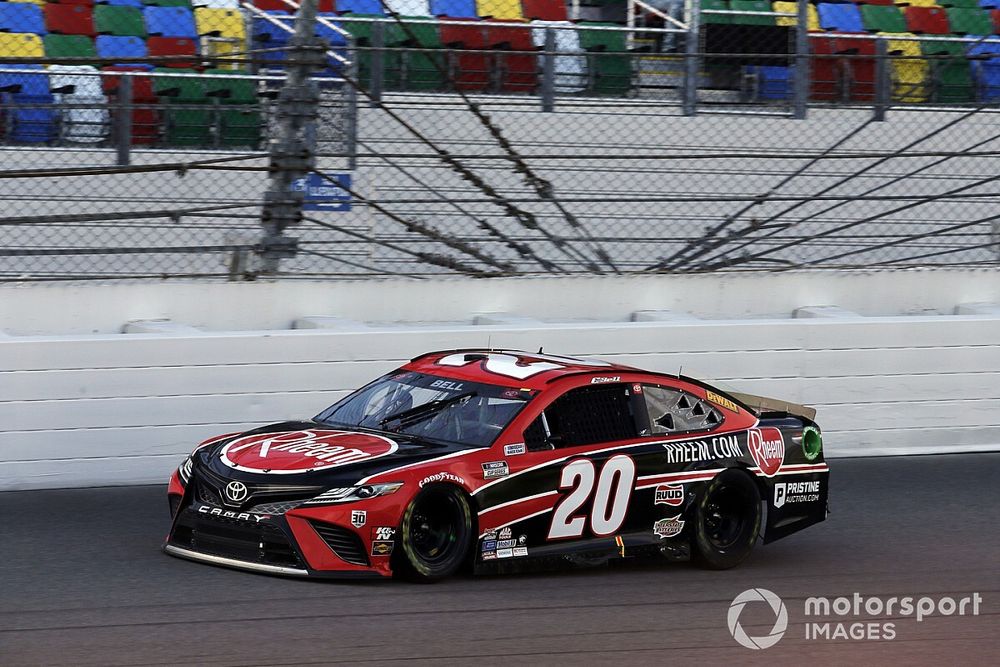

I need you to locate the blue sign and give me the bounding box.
[292,173,352,212]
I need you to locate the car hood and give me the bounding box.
[200,420,471,485]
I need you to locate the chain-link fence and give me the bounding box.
[1,0,999,281]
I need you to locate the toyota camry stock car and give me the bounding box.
[164,349,829,581]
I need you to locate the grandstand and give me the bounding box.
[0,0,999,150]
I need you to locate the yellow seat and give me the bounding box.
[773,2,820,30]
[476,0,524,20]
[0,33,44,58]
[894,0,938,7]
[194,8,246,70]
[879,31,928,102]
[6,0,46,5]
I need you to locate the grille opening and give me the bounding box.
[311,521,369,567]
[169,507,303,569]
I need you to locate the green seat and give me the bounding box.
[43,34,97,64]
[578,21,631,95]
[94,6,147,38]
[702,0,732,25]
[399,17,446,91]
[731,0,774,26]
[153,68,213,146]
[204,68,263,148]
[921,41,973,103]
[341,16,404,90]
[860,5,906,33]
[938,0,980,8]
[946,7,993,35]
[143,0,193,7]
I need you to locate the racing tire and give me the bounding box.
[397,485,473,582]
[692,468,761,570]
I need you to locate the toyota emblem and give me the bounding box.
[225,481,248,503]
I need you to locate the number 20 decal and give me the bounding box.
[548,455,636,539]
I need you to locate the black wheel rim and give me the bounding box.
[703,483,753,550]
[409,490,463,565]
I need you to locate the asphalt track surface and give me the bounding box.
[1,454,997,666]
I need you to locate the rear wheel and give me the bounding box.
[397,485,473,582]
[692,468,761,570]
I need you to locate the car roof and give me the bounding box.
[404,349,650,389]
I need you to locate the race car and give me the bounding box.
[164,349,829,581]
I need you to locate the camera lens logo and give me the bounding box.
[728,588,788,650]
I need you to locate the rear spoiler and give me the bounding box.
[726,392,817,422]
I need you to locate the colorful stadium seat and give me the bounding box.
[6,0,46,5]
[43,34,98,62]
[860,4,907,32]
[52,0,95,5]
[920,38,973,102]
[993,8,1000,30]
[313,13,348,77]
[895,0,939,7]
[430,0,477,18]
[384,0,432,13]
[144,7,199,39]
[95,34,148,64]
[939,0,980,7]
[773,1,821,30]
[340,15,403,87]
[578,21,631,95]
[152,67,213,145]
[337,0,386,14]
[204,68,263,147]
[145,0,196,6]
[731,0,775,26]
[147,36,198,67]
[744,64,792,99]
[439,19,490,89]
[194,7,246,68]
[701,0,732,25]
[904,6,951,33]
[946,7,994,33]
[835,34,876,100]
[252,9,291,67]
[0,32,45,58]
[881,32,928,101]
[48,64,109,143]
[44,4,95,37]
[0,65,57,143]
[818,3,865,32]
[487,20,536,92]
[520,0,567,21]
[397,16,446,90]
[93,5,146,37]
[529,19,585,92]
[105,0,144,7]
[476,0,523,19]
[192,0,242,7]
[0,3,46,35]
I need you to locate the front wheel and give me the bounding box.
[397,485,473,582]
[692,468,762,570]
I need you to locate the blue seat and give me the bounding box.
[746,65,793,100]
[0,65,56,144]
[817,3,864,33]
[966,35,1000,100]
[977,0,1000,9]
[144,7,198,39]
[0,3,46,36]
[252,10,291,67]
[429,0,477,17]
[95,35,148,65]
[104,0,145,6]
[336,0,385,14]
[315,13,348,78]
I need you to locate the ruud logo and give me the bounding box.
[225,481,249,503]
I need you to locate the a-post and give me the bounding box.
[792,0,809,119]
[682,0,701,117]
[258,0,326,275]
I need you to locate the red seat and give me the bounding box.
[848,0,894,5]
[44,4,95,37]
[809,34,839,101]
[520,0,567,21]
[102,65,160,145]
[904,6,951,35]
[147,37,198,69]
[439,20,490,91]
[252,0,290,8]
[835,35,875,101]
[487,21,537,92]
[53,0,95,5]
[991,8,1000,33]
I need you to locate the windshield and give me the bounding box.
[314,371,536,447]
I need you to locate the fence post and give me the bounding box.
[874,37,889,122]
[682,0,701,116]
[541,27,556,112]
[258,0,324,274]
[115,75,132,166]
[792,0,809,119]
[345,42,359,171]
[370,20,384,104]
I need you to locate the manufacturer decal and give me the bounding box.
[482,540,497,552]
[654,484,684,507]
[653,516,685,539]
[224,481,249,503]
[517,534,527,545]
[196,504,267,523]
[591,376,621,384]
[498,527,512,540]
[497,548,514,559]
[705,390,740,413]
[774,480,821,508]
[513,547,528,557]
[482,461,509,479]
[371,541,394,556]
[663,434,742,464]
[419,471,466,488]
[504,443,526,457]
[351,510,366,528]
[481,551,497,561]
[497,539,517,549]
[429,379,465,391]
[371,526,396,541]
[219,429,398,474]
[748,427,785,477]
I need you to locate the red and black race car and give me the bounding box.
[165,349,829,581]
